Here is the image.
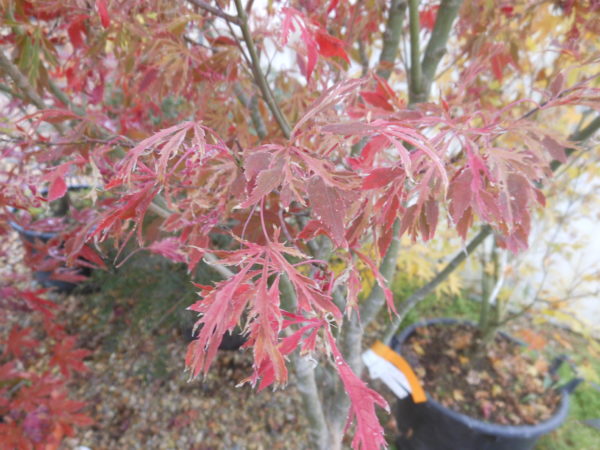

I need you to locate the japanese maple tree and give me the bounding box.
[1,0,599,448]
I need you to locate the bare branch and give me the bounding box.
[417,0,463,102]
[0,49,66,134]
[233,83,267,140]
[382,225,492,344]
[377,0,408,79]
[407,0,423,104]
[187,0,242,25]
[233,0,292,138]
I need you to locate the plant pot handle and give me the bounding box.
[549,354,584,394]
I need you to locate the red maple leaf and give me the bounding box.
[49,337,90,377]
[315,31,350,63]
[6,326,37,359]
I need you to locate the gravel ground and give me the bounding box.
[56,291,310,450]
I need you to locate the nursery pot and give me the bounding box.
[8,185,92,293]
[391,318,578,450]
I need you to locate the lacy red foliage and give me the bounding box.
[1,0,599,448]
[0,288,92,448]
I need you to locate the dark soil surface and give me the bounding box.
[401,323,562,425]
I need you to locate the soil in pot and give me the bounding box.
[400,322,561,426]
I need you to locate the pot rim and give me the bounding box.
[393,317,570,438]
[7,184,91,240]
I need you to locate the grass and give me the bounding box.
[537,346,600,450]
[389,274,600,449]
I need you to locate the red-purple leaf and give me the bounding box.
[315,31,350,63]
[361,91,393,110]
[77,245,107,270]
[326,330,389,450]
[47,176,67,202]
[49,337,91,377]
[148,238,186,263]
[67,15,88,49]
[307,176,347,248]
[241,166,283,207]
[6,326,37,359]
[542,136,567,163]
[362,167,402,190]
[96,0,110,28]
[448,169,473,225]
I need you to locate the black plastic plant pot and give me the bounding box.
[391,318,577,450]
[12,221,93,293]
[8,185,92,293]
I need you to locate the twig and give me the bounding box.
[187,0,242,25]
[233,83,267,140]
[0,49,66,134]
[233,0,292,139]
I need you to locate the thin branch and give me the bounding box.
[376,0,408,79]
[552,115,600,170]
[0,50,46,111]
[382,225,492,344]
[0,82,23,99]
[0,49,66,134]
[407,0,423,104]
[233,0,292,139]
[187,0,242,25]
[47,79,81,114]
[224,14,253,68]
[416,0,463,102]
[233,83,267,140]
